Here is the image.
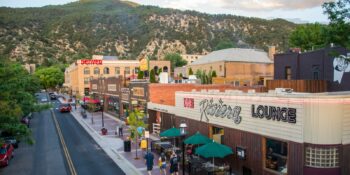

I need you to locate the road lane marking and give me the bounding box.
[51,110,77,175]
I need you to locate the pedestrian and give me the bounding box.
[169,151,179,175]
[119,122,124,136]
[115,125,119,136]
[144,151,154,175]
[158,152,167,175]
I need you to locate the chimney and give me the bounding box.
[268,46,276,60]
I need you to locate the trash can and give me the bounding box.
[124,140,131,152]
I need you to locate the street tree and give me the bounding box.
[214,39,236,51]
[164,53,187,72]
[137,71,144,79]
[34,66,64,90]
[128,110,147,159]
[188,67,193,75]
[289,23,327,51]
[150,69,156,83]
[323,0,350,48]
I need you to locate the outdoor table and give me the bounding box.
[188,156,206,174]
[202,162,230,175]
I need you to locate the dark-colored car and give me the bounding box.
[0,143,14,166]
[50,94,57,100]
[59,104,72,113]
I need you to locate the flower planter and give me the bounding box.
[101,128,108,135]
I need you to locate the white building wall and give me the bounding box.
[343,104,350,144]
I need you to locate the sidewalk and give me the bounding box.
[59,95,177,175]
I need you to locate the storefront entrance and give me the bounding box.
[243,166,252,175]
[209,126,224,144]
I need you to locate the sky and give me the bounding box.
[0,0,333,23]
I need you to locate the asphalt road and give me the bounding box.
[0,93,124,175]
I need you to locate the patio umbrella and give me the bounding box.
[160,127,181,137]
[184,131,212,145]
[160,127,181,150]
[195,140,233,167]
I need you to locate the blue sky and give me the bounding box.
[0,0,332,23]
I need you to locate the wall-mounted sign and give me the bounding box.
[121,88,130,93]
[132,87,145,97]
[333,55,350,83]
[81,59,103,65]
[184,98,194,108]
[236,147,246,160]
[92,84,97,90]
[108,84,117,92]
[199,98,242,124]
[251,105,297,123]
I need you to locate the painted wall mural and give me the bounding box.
[333,55,350,83]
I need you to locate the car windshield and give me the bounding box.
[0,148,6,154]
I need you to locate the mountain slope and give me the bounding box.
[0,0,297,65]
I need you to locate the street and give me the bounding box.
[0,93,125,175]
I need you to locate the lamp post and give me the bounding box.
[179,121,187,175]
[100,99,104,127]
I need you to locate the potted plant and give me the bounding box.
[101,128,108,135]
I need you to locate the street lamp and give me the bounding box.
[179,121,187,175]
[100,99,104,127]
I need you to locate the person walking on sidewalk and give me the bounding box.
[144,151,154,175]
[158,152,167,175]
[119,122,124,137]
[169,151,179,175]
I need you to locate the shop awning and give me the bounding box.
[82,97,99,104]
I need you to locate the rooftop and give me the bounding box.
[191,48,273,65]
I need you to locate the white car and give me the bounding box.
[41,98,48,102]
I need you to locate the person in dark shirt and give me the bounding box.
[169,151,179,175]
[144,151,154,175]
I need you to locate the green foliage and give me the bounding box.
[0,62,41,144]
[289,23,327,51]
[137,71,144,79]
[34,66,64,89]
[214,39,236,51]
[211,70,217,77]
[149,69,156,83]
[179,73,183,78]
[188,67,193,75]
[164,53,187,72]
[323,0,350,48]
[127,109,147,140]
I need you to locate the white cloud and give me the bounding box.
[160,0,333,11]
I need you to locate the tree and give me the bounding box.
[289,23,327,51]
[323,0,350,48]
[149,69,156,83]
[0,62,42,144]
[212,70,217,78]
[179,73,183,78]
[137,71,144,79]
[164,53,187,72]
[188,67,193,75]
[214,40,236,51]
[128,110,147,159]
[34,66,64,90]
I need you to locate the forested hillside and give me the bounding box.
[0,0,297,65]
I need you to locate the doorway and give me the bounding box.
[243,166,252,175]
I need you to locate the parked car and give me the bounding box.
[2,137,19,149]
[21,117,30,128]
[0,143,14,166]
[59,104,72,113]
[41,98,48,102]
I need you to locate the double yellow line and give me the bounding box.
[51,110,77,175]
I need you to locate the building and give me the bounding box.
[187,48,274,86]
[181,54,204,65]
[273,47,349,91]
[63,56,170,96]
[148,88,350,175]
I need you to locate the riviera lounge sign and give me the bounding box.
[251,105,297,123]
[199,98,242,124]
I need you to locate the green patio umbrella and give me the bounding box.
[195,140,233,166]
[184,131,212,145]
[160,127,181,149]
[160,127,181,137]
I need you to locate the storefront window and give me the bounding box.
[107,96,120,118]
[211,126,224,144]
[305,147,339,168]
[94,67,100,75]
[103,67,110,74]
[125,67,130,74]
[115,67,120,75]
[84,78,89,84]
[265,138,288,173]
[84,67,90,74]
